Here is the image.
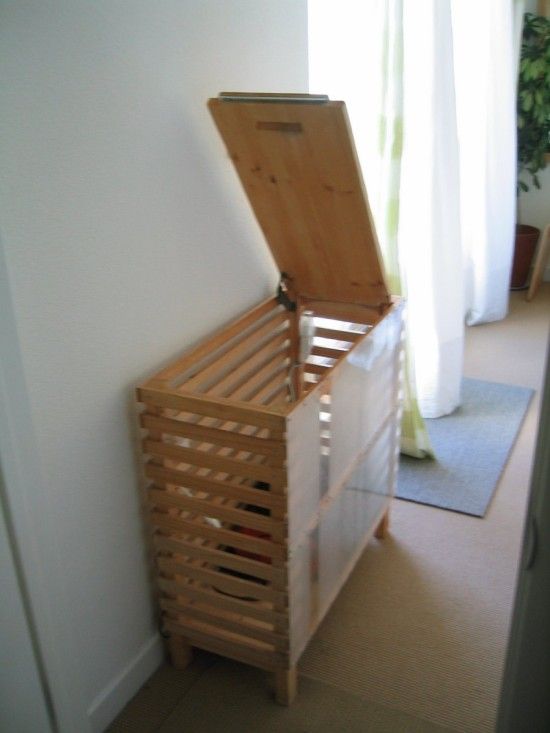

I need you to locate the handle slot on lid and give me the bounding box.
[256,121,303,133]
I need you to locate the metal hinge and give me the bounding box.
[276,272,297,312]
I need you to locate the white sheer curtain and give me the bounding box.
[308,0,520,419]
[398,0,464,417]
[452,0,520,326]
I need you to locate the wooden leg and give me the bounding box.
[526,224,550,302]
[167,634,192,670]
[273,666,297,706]
[375,509,390,540]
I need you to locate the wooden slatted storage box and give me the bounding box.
[136,93,404,704]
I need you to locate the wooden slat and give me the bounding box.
[230,359,290,405]
[526,224,550,302]
[146,464,285,510]
[304,362,331,375]
[165,614,277,656]
[157,576,282,624]
[146,384,287,495]
[161,598,288,649]
[314,326,362,342]
[208,339,291,398]
[150,511,286,560]
[163,331,291,488]
[310,345,348,361]
[154,534,281,583]
[302,298,381,324]
[137,386,288,429]
[147,486,283,537]
[148,297,280,387]
[264,382,291,407]
[140,414,284,457]
[246,367,290,405]
[163,619,284,671]
[143,440,285,486]
[182,311,289,392]
[293,300,402,411]
[158,557,282,603]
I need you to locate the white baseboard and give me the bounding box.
[87,633,164,733]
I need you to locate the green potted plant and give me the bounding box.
[513,11,550,289]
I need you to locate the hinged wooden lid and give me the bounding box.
[208,93,391,309]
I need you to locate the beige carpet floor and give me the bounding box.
[108,285,550,733]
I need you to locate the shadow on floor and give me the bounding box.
[107,650,456,733]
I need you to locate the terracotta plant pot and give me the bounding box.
[511,224,540,290]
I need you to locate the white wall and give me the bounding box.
[0,2,308,731]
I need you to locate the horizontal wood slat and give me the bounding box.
[310,345,349,361]
[147,487,283,537]
[208,340,290,399]
[157,576,283,625]
[145,464,285,512]
[140,413,285,457]
[158,557,283,603]
[164,615,277,657]
[234,360,290,404]
[314,326,363,342]
[183,311,290,392]
[161,599,288,649]
[137,386,288,428]
[150,297,281,387]
[163,619,285,671]
[245,367,290,406]
[154,534,283,583]
[150,511,287,560]
[303,362,330,375]
[143,439,285,486]
[302,298,382,325]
